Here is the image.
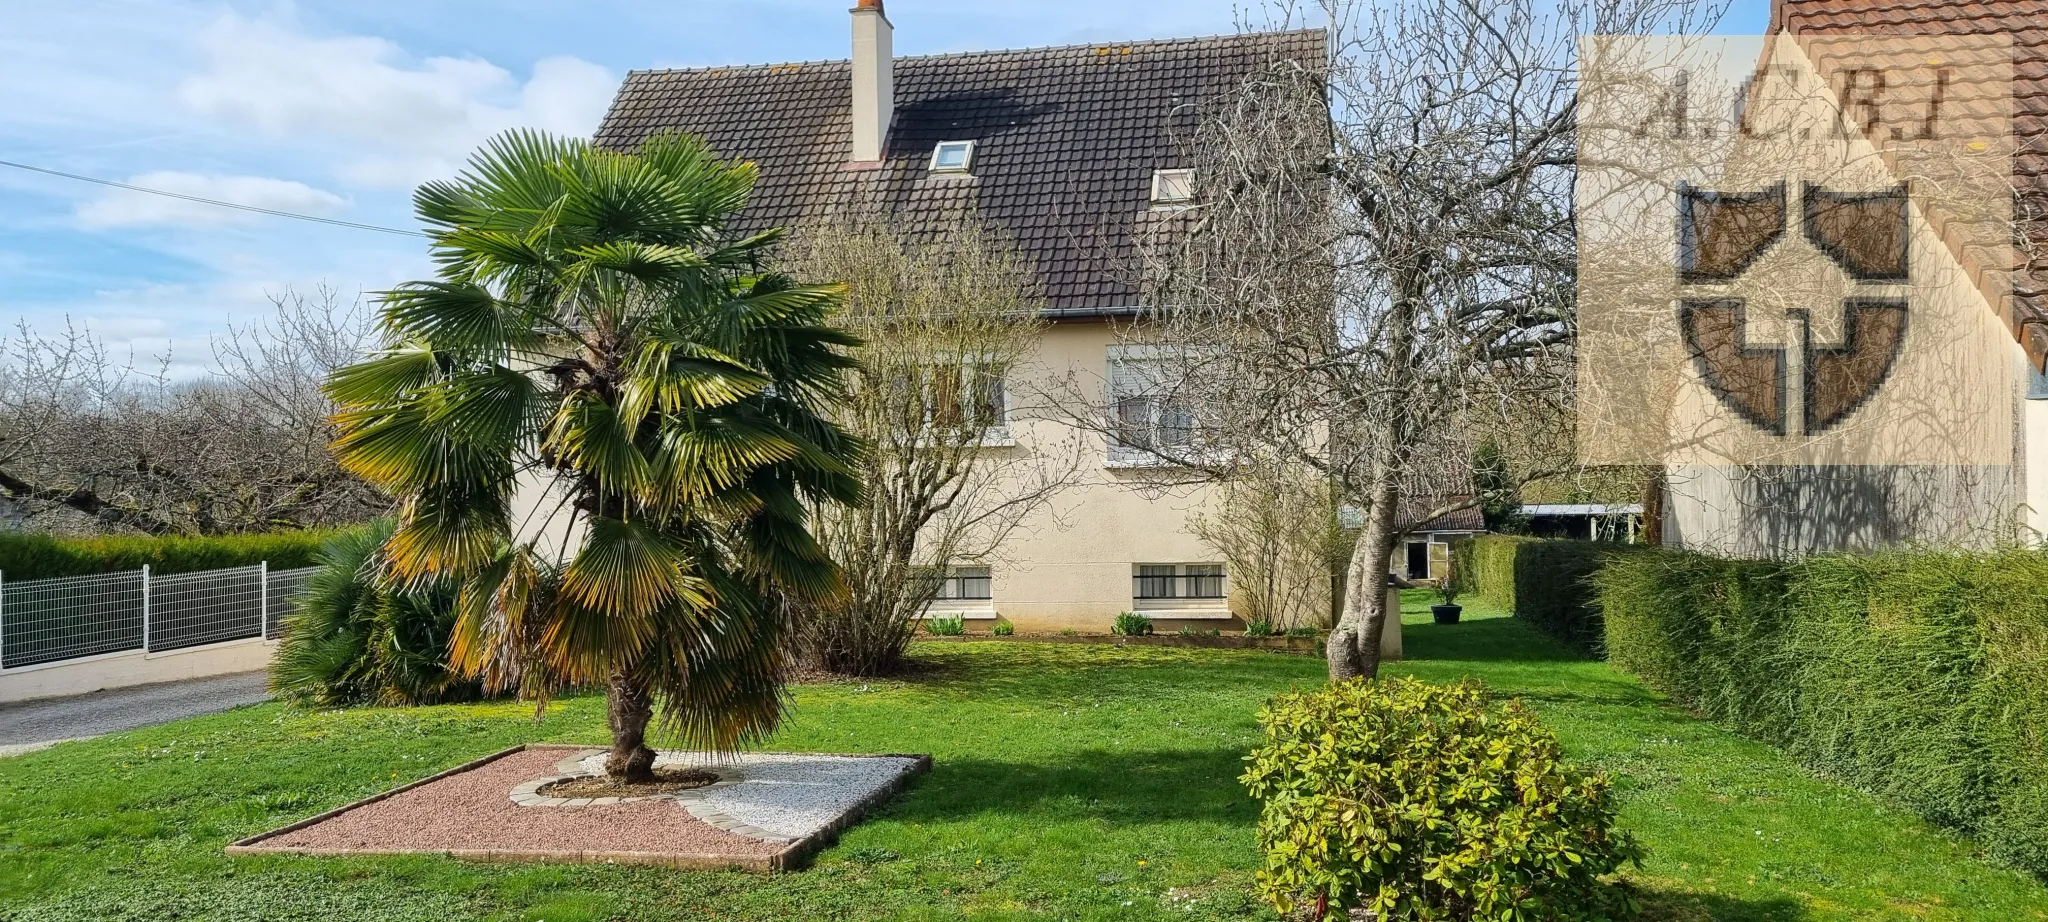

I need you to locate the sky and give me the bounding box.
[0,0,1770,376]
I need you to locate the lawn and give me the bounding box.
[1,595,2044,922]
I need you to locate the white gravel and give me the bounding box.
[574,750,921,839]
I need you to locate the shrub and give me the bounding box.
[923,615,967,636]
[991,619,1015,636]
[1596,546,2048,876]
[1176,625,1195,637]
[1243,677,1642,921]
[1059,627,1079,637]
[1457,536,1635,655]
[1244,618,1277,637]
[270,521,479,706]
[0,529,345,582]
[1455,534,1531,615]
[1111,611,1154,636]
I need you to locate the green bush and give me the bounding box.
[1244,618,1277,637]
[0,529,345,582]
[1456,536,1634,655]
[1111,611,1154,636]
[270,521,479,707]
[1243,676,1642,921]
[924,615,966,636]
[1596,547,2048,876]
[991,619,1015,636]
[1455,535,1531,615]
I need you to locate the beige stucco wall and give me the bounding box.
[981,319,1229,632]
[506,319,1240,632]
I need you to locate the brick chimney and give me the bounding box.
[849,0,893,167]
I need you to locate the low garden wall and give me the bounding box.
[1458,534,2048,877]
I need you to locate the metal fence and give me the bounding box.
[0,563,318,670]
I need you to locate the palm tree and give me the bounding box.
[325,130,863,781]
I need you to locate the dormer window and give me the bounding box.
[1151,168,1196,205]
[931,140,976,174]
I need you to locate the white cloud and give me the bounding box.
[177,14,617,189]
[73,171,348,230]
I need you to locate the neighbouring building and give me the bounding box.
[576,2,1331,631]
[1651,0,2048,557]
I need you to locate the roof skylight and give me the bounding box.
[1151,169,1195,205]
[931,140,976,174]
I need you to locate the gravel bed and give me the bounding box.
[572,750,924,840]
[262,748,782,857]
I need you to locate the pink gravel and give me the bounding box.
[261,748,783,858]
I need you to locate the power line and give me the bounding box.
[0,158,431,238]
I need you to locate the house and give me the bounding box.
[581,2,1328,631]
[1375,498,1484,586]
[1636,0,2048,557]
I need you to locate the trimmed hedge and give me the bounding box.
[1455,535,1636,655]
[1597,548,2048,877]
[0,530,343,582]
[1458,536,2048,875]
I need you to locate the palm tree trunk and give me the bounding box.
[605,670,657,783]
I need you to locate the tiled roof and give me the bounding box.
[1398,497,1486,534]
[594,30,1327,314]
[1774,0,2048,368]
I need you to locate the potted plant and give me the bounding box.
[1432,574,1464,625]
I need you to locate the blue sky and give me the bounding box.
[0,0,1770,373]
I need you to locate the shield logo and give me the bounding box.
[1676,181,1909,437]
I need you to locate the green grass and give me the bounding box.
[1,594,2044,921]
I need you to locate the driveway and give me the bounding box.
[0,671,272,757]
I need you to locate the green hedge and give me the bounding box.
[1597,547,2048,877]
[0,530,344,582]
[1454,535,1635,655]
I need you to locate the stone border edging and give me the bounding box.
[223,743,932,872]
[918,633,1326,655]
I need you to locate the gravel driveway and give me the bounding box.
[0,671,271,758]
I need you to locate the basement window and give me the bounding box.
[930,140,976,174]
[1151,168,1196,204]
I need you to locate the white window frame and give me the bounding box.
[1132,563,1230,614]
[930,140,977,174]
[1150,168,1196,205]
[890,359,1011,446]
[923,564,996,617]
[1107,348,1197,465]
[932,565,993,601]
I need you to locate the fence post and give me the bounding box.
[0,569,6,671]
[259,561,270,641]
[141,564,152,653]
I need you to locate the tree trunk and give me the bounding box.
[1327,478,1400,682]
[605,670,657,783]
[1639,465,1666,546]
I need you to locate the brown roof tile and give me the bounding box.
[1775,0,2048,368]
[593,30,1327,314]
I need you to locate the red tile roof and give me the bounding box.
[1774,0,2048,368]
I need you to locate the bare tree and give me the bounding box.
[0,286,387,535]
[782,206,1080,675]
[1188,461,1347,630]
[1120,0,1717,679]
